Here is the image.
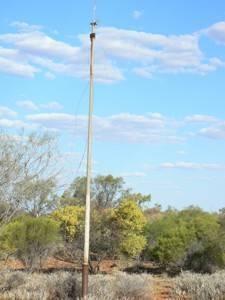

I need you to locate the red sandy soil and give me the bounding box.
[0,257,124,273]
[0,257,77,271]
[151,277,173,300]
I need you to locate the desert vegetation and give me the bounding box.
[0,131,225,299]
[0,269,225,299]
[172,270,225,299]
[0,270,152,299]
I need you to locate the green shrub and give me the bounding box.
[1,216,60,270]
[144,207,225,273]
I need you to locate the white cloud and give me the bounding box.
[160,161,225,170]
[26,113,74,123]
[94,113,182,143]
[24,111,224,143]
[133,66,153,78]
[0,21,225,80]
[121,171,146,177]
[17,100,38,111]
[0,106,223,143]
[204,21,225,44]
[132,10,143,20]
[0,31,79,59]
[0,46,39,77]
[30,54,124,83]
[44,71,56,80]
[2,107,224,143]
[0,56,38,77]
[17,100,63,111]
[96,26,222,76]
[176,150,186,155]
[0,47,20,59]
[10,21,42,32]
[185,114,218,123]
[26,113,77,132]
[0,106,17,118]
[199,123,225,139]
[41,101,63,110]
[0,118,28,129]
[25,112,183,144]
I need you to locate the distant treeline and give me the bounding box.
[0,131,224,274]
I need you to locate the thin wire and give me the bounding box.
[73,82,89,134]
[72,83,89,178]
[74,144,87,177]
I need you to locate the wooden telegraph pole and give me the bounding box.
[82,20,97,299]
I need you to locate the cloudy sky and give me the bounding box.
[1,0,225,211]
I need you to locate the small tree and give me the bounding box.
[111,198,147,259]
[51,205,85,262]
[0,131,60,224]
[52,205,84,242]
[60,174,150,210]
[52,206,116,271]
[0,216,60,270]
[60,177,87,206]
[60,175,126,208]
[88,208,116,273]
[93,175,125,209]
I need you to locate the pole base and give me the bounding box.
[82,263,89,299]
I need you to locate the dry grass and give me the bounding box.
[0,271,80,300]
[172,270,225,300]
[2,268,225,299]
[0,270,152,299]
[88,272,151,299]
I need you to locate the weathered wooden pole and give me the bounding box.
[82,20,96,300]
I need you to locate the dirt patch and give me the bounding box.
[0,257,77,271]
[151,277,173,300]
[0,258,25,270]
[0,258,124,274]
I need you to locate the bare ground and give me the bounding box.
[151,277,173,300]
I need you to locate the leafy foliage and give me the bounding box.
[119,233,147,258]
[89,208,115,259]
[93,174,125,208]
[144,207,225,273]
[1,137,224,279]
[60,175,126,208]
[52,205,84,242]
[112,198,147,258]
[112,198,147,232]
[0,216,60,270]
[60,176,87,206]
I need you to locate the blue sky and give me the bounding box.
[1,0,225,211]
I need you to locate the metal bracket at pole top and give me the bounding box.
[90,21,97,39]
